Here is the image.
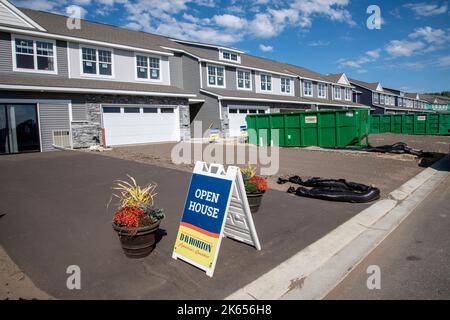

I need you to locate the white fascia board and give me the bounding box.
[188,98,205,103]
[199,58,296,78]
[0,84,197,97]
[168,38,245,54]
[200,89,363,108]
[161,46,201,60]
[0,26,174,56]
[296,75,331,84]
[0,0,46,31]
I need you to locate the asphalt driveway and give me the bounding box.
[0,151,377,299]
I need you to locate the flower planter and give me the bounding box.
[113,220,161,259]
[246,192,264,213]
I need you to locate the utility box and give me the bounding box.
[246,109,370,148]
[370,113,450,135]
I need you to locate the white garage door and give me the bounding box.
[228,107,267,137]
[102,106,180,146]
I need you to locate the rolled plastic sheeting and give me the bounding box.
[279,176,381,203]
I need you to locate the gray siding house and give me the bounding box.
[0,0,368,155]
[349,78,430,115]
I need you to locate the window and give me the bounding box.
[36,41,55,71]
[260,74,272,91]
[281,78,291,94]
[124,107,140,113]
[229,108,238,113]
[345,88,352,101]
[221,50,240,62]
[143,107,158,113]
[103,107,121,113]
[237,70,251,90]
[161,108,174,113]
[82,48,96,74]
[318,83,327,98]
[303,81,312,96]
[14,37,56,72]
[208,65,225,87]
[373,92,379,104]
[380,94,385,104]
[136,55,160,80]
[334,86,342,100]
[82,47,112,76]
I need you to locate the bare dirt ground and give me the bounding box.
[88,133,449,197]
[369,133,450,154]
[0,246,52,300]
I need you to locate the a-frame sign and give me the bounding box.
[172,161,261,277]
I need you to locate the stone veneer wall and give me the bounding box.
[71,95,190,148]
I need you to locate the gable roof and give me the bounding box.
[0,0,45,31]
[349,78,381,91]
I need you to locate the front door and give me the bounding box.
[0,104,40,154]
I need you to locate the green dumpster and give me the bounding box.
[369,113,450,135]
[246,109,370,148]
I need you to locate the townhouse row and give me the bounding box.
[0,0,446,155]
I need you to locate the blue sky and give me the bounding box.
[12,0,450,92]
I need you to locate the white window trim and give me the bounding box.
[260,73,273,92]
[333,86,342,100]
[11,34,58,75]
[345,88,352,101]
[219,49,241,63]
[206,64,226,88]
[79,45,115,79]
[318,83,327,99]
[236,69,252,91]
[280,77,292,95]
[303,80,313,97]
[133,52,163,83]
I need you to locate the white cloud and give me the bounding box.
[12,0,60,11]
[12,0,356,45]
[409,26,449,45]
[308,40,330,46]
[250,13,279,38]
[74,0,91,5]
[66,5,87,19]
[213,14,247,30]
[339,48,380,69]
[366,49,381,59]
[259,44,274,52]
[438,55,450,67]
[385,40,426,57]
[404,2,448,17]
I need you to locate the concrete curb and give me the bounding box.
[226,155,449,300]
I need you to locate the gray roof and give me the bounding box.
[18,8,177,54]
[321,73,344,83]
[420,94,447,104]
[349,78,381,91]
[201,88,367,108]
[0,73,196,96]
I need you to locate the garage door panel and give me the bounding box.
[103,107,180,146]
[228,106,267,137]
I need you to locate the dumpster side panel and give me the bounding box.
[414,114,427,135]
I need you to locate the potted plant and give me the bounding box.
[241,166,268,213]
[110,176,165,259]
